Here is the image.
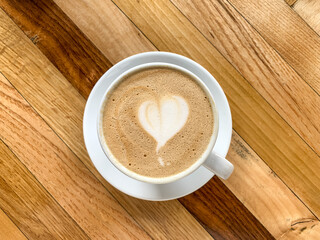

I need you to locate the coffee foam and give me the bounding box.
[101,67,214,178]
[138,95,189,152]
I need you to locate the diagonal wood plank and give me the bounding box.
[53,0,154,64]
[0,209,26,240]
[226,0,320,95]
[294,0,320,35]
[226,132,320,239]
[3,0,319,238]
[0,2,269,240]
[0,139,89,239]
[0,1,271,238]
[112,0,320,217]
[171,0,320,159]
[0,0,113,98]
[0,18,151,239]
[279,220,320,239]
[0,71,150,240]
[286,0,298,7]
[0,8,214,240]
[180,177,275,240]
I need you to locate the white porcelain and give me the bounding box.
[97,62,223,184]
[83,52,232,200]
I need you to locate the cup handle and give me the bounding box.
[203,152,234,180]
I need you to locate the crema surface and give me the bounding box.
[101,67,214,178]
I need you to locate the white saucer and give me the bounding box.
[83,52,232,201]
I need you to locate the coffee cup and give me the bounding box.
[97,62,233,184]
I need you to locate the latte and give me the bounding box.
[100,67,214,178]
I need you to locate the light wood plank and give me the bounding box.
[279,219,320,239]
[53,0,154,64]
[294,0,320,35]
[0,9,213,240]
[0,0,112,98]
[2,0,319,238]
[227,0,320,94]
[0,14,151,240]
[1,1,274,239]
[0,139,89,239]
[172,0,320,159]
[225,132,320,239]
[0,2,272,239]
[0,209,26,240]
[113,0,320,217]
[286,0,298,7]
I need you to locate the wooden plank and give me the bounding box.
[279,220,320,239]
[40,1,319,238]
[0,0,113,98]
[112,0,320,217]
[0,3,272,239]
[180,177,274,240]
[294,0,320,35]
[172,0,320,159]
[53,0,155,64]
[2,0,318,239]
[226,0,320,94]
[0,139,89,239]
[0,209,26,240]
[0,17,151,240]
[286,0,298,7]
[226,132,320,239]
[0,9,213,240]
[0,72,150,240]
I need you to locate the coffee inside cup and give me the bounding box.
[99,66,215,179]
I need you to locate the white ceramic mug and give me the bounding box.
[97,62,234,184]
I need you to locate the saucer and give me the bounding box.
[83,52,232,201]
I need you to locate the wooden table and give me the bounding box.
[0,0,319,239]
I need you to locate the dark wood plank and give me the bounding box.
[0,139,89,239]
[180,177,274,240]
[0,0,272,239]
[0,0,113,98]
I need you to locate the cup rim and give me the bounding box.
[97,62,219,184]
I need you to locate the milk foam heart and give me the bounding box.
[138,95,189,153]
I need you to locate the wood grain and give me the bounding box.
[3,0,319,238]
[0,8,214,240]
[171,0,320,162]
[38,1,320,238]
[0,0,113,98]
[53,0,155,64]
[227,0,320,94]
[113,0,320,217]
[0,3,274,239]
[0,18,151,240]
[180,177,274,240]
[226,132,320,239]
[279,220,320,239]
[0,139,89,239]
[286,0,298,7]
[294,0,320,35]
[0,209,26,240]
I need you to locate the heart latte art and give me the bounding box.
[139,96,189,166]
[139,96,189,152]
[101,67,214,178]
